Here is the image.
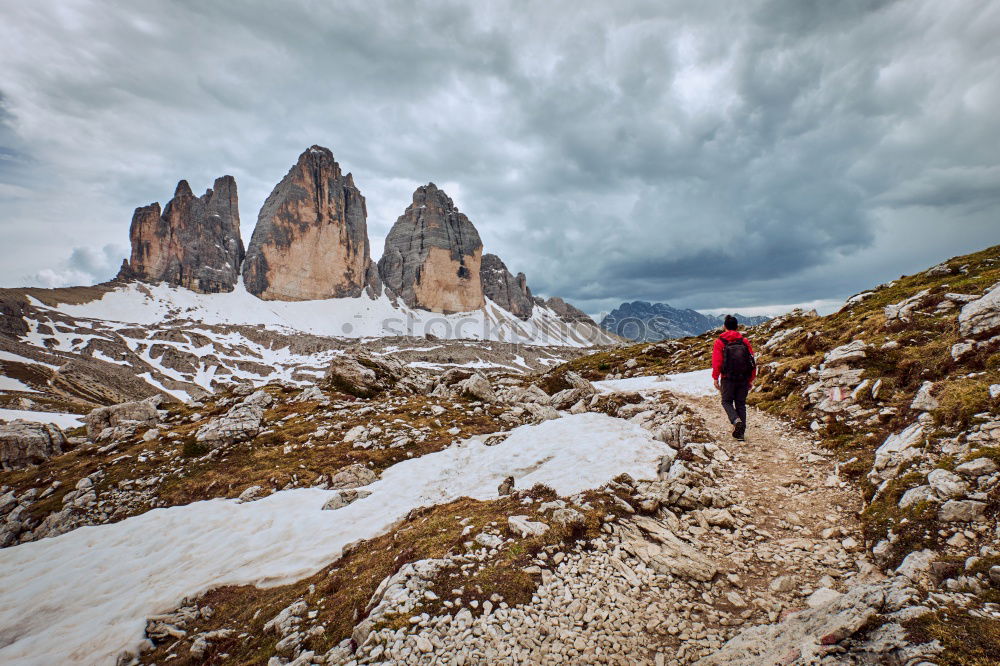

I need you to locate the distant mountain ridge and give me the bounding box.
[600,301,771,341]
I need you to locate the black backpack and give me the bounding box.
[722,337,756,379]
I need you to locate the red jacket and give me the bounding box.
[712,330,756,383]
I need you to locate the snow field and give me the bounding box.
[0,412,669,665]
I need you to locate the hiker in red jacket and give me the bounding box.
[712,315,757,440]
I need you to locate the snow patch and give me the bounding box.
[594,369,716,397]
[0,376,38,393]
[0,409,83,429]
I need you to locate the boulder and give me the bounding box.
[322,489,371,510]
[0,421,68,470]
[806,588,843,609]
[454,374,497,402]
[330,464,377,489]
[622,517,719,582]
[938,499,986,522]
[954,457,998,477]
[563,371,594,392]
[926,468,968,499]
[951,341,975,361]
[910,381,939,411]
[324,353,405,399]
[121,176,244,293]
[898,485,934,509]
[700,582,936,665]
[550,387,591,411]
[378,184,484,314]
[475,532,504,549]
[237,485,265,503]
[84,396,162,440]
[504,384,551,404]
[292,386,329,404]
[884,289,930,323]
[195,392,271,448]
[243,146,379,301]
[550,507,585,527]
[870,423,924,482]
[896,549,937,580]
[508,515,549,538]
[958,284,1000,337]
[824,341,869,367]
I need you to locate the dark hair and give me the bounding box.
[724,315,738,331]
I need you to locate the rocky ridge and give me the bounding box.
[601,301,771,342]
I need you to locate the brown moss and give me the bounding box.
[904,608,1000,665]
[932,377,997,427]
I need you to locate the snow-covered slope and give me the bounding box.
[0,412,667,665]
[53,281,613,347]
[0,280,613,407]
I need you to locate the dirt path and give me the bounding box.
[676,394,871,623]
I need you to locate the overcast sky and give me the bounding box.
[1,0,998,318]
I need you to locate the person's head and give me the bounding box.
[724,315,739,331]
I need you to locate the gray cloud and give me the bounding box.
[0,0,998,315]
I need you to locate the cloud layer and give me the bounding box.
[1,0,998,314]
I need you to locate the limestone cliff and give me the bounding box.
[480,253,534,320]
[243,146,379,301]
[123,177,244,293]
[378,184,484,314]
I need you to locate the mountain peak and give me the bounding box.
[243,146,377,301]
[378,185,483,314]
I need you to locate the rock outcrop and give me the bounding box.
[958,282,1000,337]
[243,146,379,301]
[84,396,162,441]
[378,184,484,314]
[0,420,68,470]
[480,253,533,320]
[122,177,244,293]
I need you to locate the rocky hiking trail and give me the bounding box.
[680,394,871,618]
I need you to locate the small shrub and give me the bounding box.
[932,379,992,427]
[182,439,209,457]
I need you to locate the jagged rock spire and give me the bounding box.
[480,253,534,320]
[122,175,244,294]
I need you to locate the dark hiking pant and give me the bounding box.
[720,377,749,425]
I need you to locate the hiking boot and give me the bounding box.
[733,419,746,440]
